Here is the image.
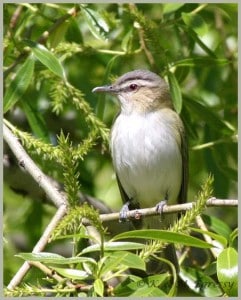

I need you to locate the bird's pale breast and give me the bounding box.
[111,110,182,208]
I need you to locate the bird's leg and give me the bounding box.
[119,201,131,222]
[156,193,168,219]
[156,200,167,214]
[119,199,141,223]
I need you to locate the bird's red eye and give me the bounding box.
[129,83,138,91]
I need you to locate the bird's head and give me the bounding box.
[92,69,173,114]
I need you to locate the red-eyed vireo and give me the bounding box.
[92,69,188,271]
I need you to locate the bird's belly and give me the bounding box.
[111,113,182,208]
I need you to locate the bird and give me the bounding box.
[92,69,188,272]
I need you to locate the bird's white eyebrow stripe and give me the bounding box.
[117,79,157,89]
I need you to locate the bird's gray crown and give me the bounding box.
[114,69,166,91]
[116,69,161,84]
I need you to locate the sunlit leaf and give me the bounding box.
[163,3,185,14]
[217,248,238,296]
[94,278,104,296]
[81,6,109,40]
[51,267,90,280]
[25,40,66,79]
[16,252,96,265]
[81,242,145,254]
[182,13,208,37]
[113,230,212,248]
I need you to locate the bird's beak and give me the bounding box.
[92,85,117,94]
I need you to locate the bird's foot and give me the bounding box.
[156,200,167,219]
[119,201,131,222]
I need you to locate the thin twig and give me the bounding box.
[129,3,156,68]
[96,198,238,225]
[195,215,222,258]
[29,261,76,289]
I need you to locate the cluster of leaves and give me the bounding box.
[3,2,237,297]
[4,177,238,296]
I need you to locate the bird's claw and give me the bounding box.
[119,202,130,222]
[156,200,167,218]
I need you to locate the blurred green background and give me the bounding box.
[3,3,237,286]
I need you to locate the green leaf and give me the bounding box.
[20,97,50,142]
[4,56,35,113]
[180,25,217,58]
[201,214,232,240]
[172,57,229,68]
[163,3,185,14]
[81,6,109,40]
[189,227,227,247]
[179,267,223,296]
[121,29,133,53]
[167,71,182,113]
[16,252,96,265]
[113,230,212,248]
[49,20,69,48]
[217,248,238,296]
[182,12,208,37]
[229,228,238,247]
[114,274,168,297]
[94,278,104,297]
[81,242,145,254]
[66,19,83,43]
[51,267,90,280]
[100,251,145,275]
[184,96,233,135]
[25,40,66,79]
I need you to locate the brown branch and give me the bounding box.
[128,3,156,69]
[96,198,238,225]
[3,124,67,208]
[7,205,67,290]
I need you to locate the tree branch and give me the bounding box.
[7,205,67,290]
[3,124,67,208]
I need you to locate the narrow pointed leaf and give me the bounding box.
[16,252,96,265]
[4,56,35,113]
[167,71,182,113]
[25,40,66,79]
[81,241,144,254]
[172,57,229,68]
[190,227,227,247]
[202,214,232,240]
[81,7,109,40]
[113,230,212,248]
[21,97,50,142]
[51,267,89,280]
